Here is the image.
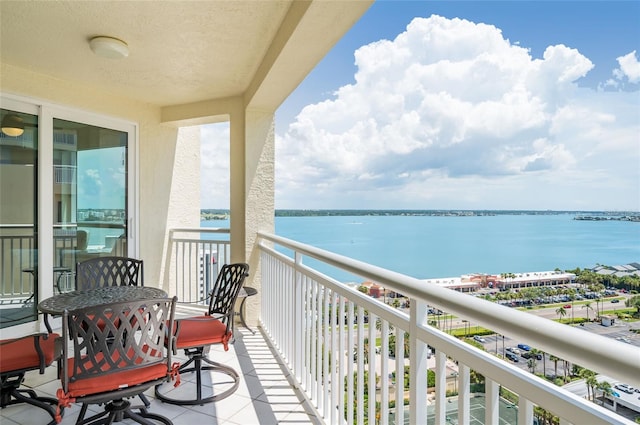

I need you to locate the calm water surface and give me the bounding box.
[205,214,639,282]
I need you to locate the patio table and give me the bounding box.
[38,286,167,332]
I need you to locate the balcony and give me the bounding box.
[1,228,638,424]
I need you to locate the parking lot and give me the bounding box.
[473,319,639,379]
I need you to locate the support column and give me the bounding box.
[229,104,246,264]
[229,105,275,326]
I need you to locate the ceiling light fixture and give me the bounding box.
[89,36,129,59]
[1,114,25,137]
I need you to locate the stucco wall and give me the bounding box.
[243,109,275,325]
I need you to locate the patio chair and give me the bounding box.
[74,255,153,407]
[75,256,143,290]
[0,333,63,425]
[57,296,179,425]
[155,263,249,405]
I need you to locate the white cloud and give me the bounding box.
[276,15,639,210]
[613,50,640,83]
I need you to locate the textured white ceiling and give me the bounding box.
[0,1,291,107]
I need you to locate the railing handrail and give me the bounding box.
[170,227,230,234]
[257,230,640,389]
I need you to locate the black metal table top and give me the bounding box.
[38,286,168,314]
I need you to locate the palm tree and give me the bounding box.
[549,354,560,379]
[582,302,593,321]
[530,348,542,374]
[527,358,537,374]
[579,368,597,400]
[597,380,613,406]
[568,289,576,323]
[353,338,370,364]
[556,306,567,323]
[563,360,571,383]
[587,374,598,401]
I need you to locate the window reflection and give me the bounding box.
[0,109,38,328]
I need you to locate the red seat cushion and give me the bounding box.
[0,334,60,373]
[66,349,167,398]
[174,316,231,350]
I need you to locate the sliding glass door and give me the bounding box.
[0,97,137,331]
[53,118,129,292]
[0,107,38,327]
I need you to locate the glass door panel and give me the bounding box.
[53,119,128,291]
[0,109,38,328]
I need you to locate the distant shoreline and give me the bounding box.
[201,209,640,220]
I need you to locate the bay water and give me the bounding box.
[202,213,639,283]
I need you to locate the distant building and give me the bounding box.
[361,270,577,295]
[590,263,640,278]
[601,315,616,327]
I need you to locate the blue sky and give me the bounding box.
[201,1,640,211]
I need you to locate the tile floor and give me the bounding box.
[1,327,321,425]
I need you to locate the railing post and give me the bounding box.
[409,298,427,425]
[485,379,499,425]
[435,351,446,425]
[458,363,470,425]
[519,398,533,425]
[395,329,405,425]
[294,251,303,384]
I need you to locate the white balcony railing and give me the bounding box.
[167,227,230,305]
[256,231,639,425]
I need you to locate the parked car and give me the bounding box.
[506,347,521,355]
[505,352,519,362]
[473,335,486,343]
[522,351,542,360]
[517,343,531,351]
[614,383,635,394]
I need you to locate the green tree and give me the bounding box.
[626,295,640,317]
[530,348,542,374]
[353,338,371,364]
[580,369,597,401]
[582,302,593,321]
[388,332,410,359]
[597,380,612,406]
[555,306,567,323]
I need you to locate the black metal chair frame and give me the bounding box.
[155,263,249,406]
[74,255,151,408]
[75,256,143,290]
[59,296,177,425]
[1,333,62,425]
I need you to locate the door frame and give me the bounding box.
[0,94,138,337]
